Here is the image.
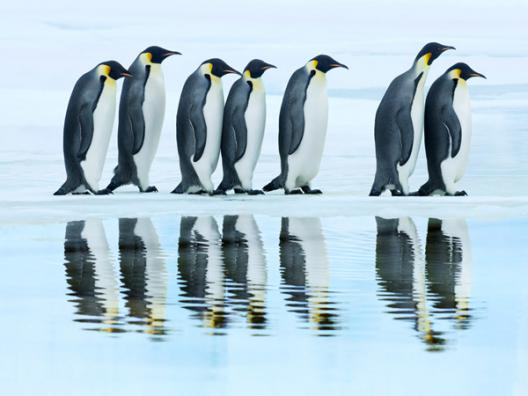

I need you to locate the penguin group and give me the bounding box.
[54,42,483,197]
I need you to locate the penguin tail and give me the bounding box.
[417,181,438,197]
[54,178,80,196]
[171,182,185,194]
[263,175,282,192]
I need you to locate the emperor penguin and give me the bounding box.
[172,59,241,194]
[100,46,181,194]
[216,59,276,195]
[263,55,347,194]
[369,42,455,197]
[54,61,132,195]
[418,63,486,196]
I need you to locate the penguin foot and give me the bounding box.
[391,189,404,197]
[301,186,322,195]
[247,189,265,195]
[285,189,303,195]
[143,186,158,193]
[96,188,113,195]
[212,189,227,196]
[455,190,468,196]
[72,192,91,195]
[234,188,245,194]
[189,190,208,195]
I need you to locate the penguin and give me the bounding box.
[54,61,132,195]
[369,42,455,197]
[263,55,347,194]
[99,46,181,195]
[215,59,276,195]
[172,59,241,194]
[418,63,486,196]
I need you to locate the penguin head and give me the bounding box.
[201,58,241,78]
[243,59,277,79]
[97,61,132,80]
[141,46,181,64]
[447,63,486,81]
[307,55,348,74]
[414,42,455,66]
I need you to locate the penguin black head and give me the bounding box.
[414,42,455,66]
[244,59,277,79]
[446,63,486,81]
[309,54,348,73]
[98,60,132,80]
[201,58,241,78]
[142,46,181,64]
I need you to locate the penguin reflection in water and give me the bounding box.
[100,46,181,195]
[216,60,276,195]
[279,217,338,332]
[264,55,348,195]
[375,217,473,349]
[418,63,486,196]
[172,59,241,195]
[369,43,454,197]
[55,62,132,195]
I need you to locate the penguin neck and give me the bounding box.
[412,56,430,80]
[200,63,221,84]
[243,72,264,92]
[96,65,116,87]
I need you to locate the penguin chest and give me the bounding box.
[234,88,266,188]
[287,74,328,186]
[134,66,166,188]
[398,75,426,183]
[81,81,116,190]
[452,83,471,181]
[192,81,224,187]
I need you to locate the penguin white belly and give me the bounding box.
[192,81,224,192]
[441,83,471,194]
[134,66,165,190]
[286,74,328,190]
[81,81,116,191]
[397,75,426,194]
[234,88,266,189]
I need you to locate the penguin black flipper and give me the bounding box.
[233,105,249,162]
[191,103,208,162]
[396,106,414,166]
[284,69,311,155]
[78,104,95,160]
[127,84,147,155]
[440,105,462,157]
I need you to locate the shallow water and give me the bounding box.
[1,214,527,394]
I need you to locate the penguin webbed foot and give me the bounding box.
[72,191,91,195]
[301,186,322,195]
[454,190,468,196]
[234,188,245,194]
[247,189,264,195]
[285,189,303,195]
[142,186,158,193]
[95,189,113,195]
[390,189,405,197]
[212,189,227,196]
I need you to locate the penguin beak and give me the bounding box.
[261,64,277,71]
[442,45,456,52]
[121,71,133,78]
[329,62,348,70]
[224,69,242,76]
[470,71,486,79]
[164,50,182,58]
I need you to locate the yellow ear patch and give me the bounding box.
[449,68,462,79]
[423,52,432,65]
[312,59,319,69]
[99,64,111,76]
[244,70,252,79]
[207,63,213,73]
[145,52,152,63]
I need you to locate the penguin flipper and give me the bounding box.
[395,106,414,166]
[233,107,248,163]
[440,105,462,157]
[78,104,94,160]
[287,112,305,155]
[190,105,207,162]
[128,100,146,155]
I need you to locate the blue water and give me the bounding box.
[0,214,526,395]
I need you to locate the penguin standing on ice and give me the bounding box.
[369,42,454,197]
[99,46,181,194]
[418,63,485,196]
[172,59,241,194]
[216,59,276,195]
[54,61,132,195]
[263,55,347,194]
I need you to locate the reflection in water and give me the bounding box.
[177,216,227,331]
[280,217,339,334]
[223,215,267,329]
[118,218,168,337]
[375,217,473,350]
[64,219,120,331]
